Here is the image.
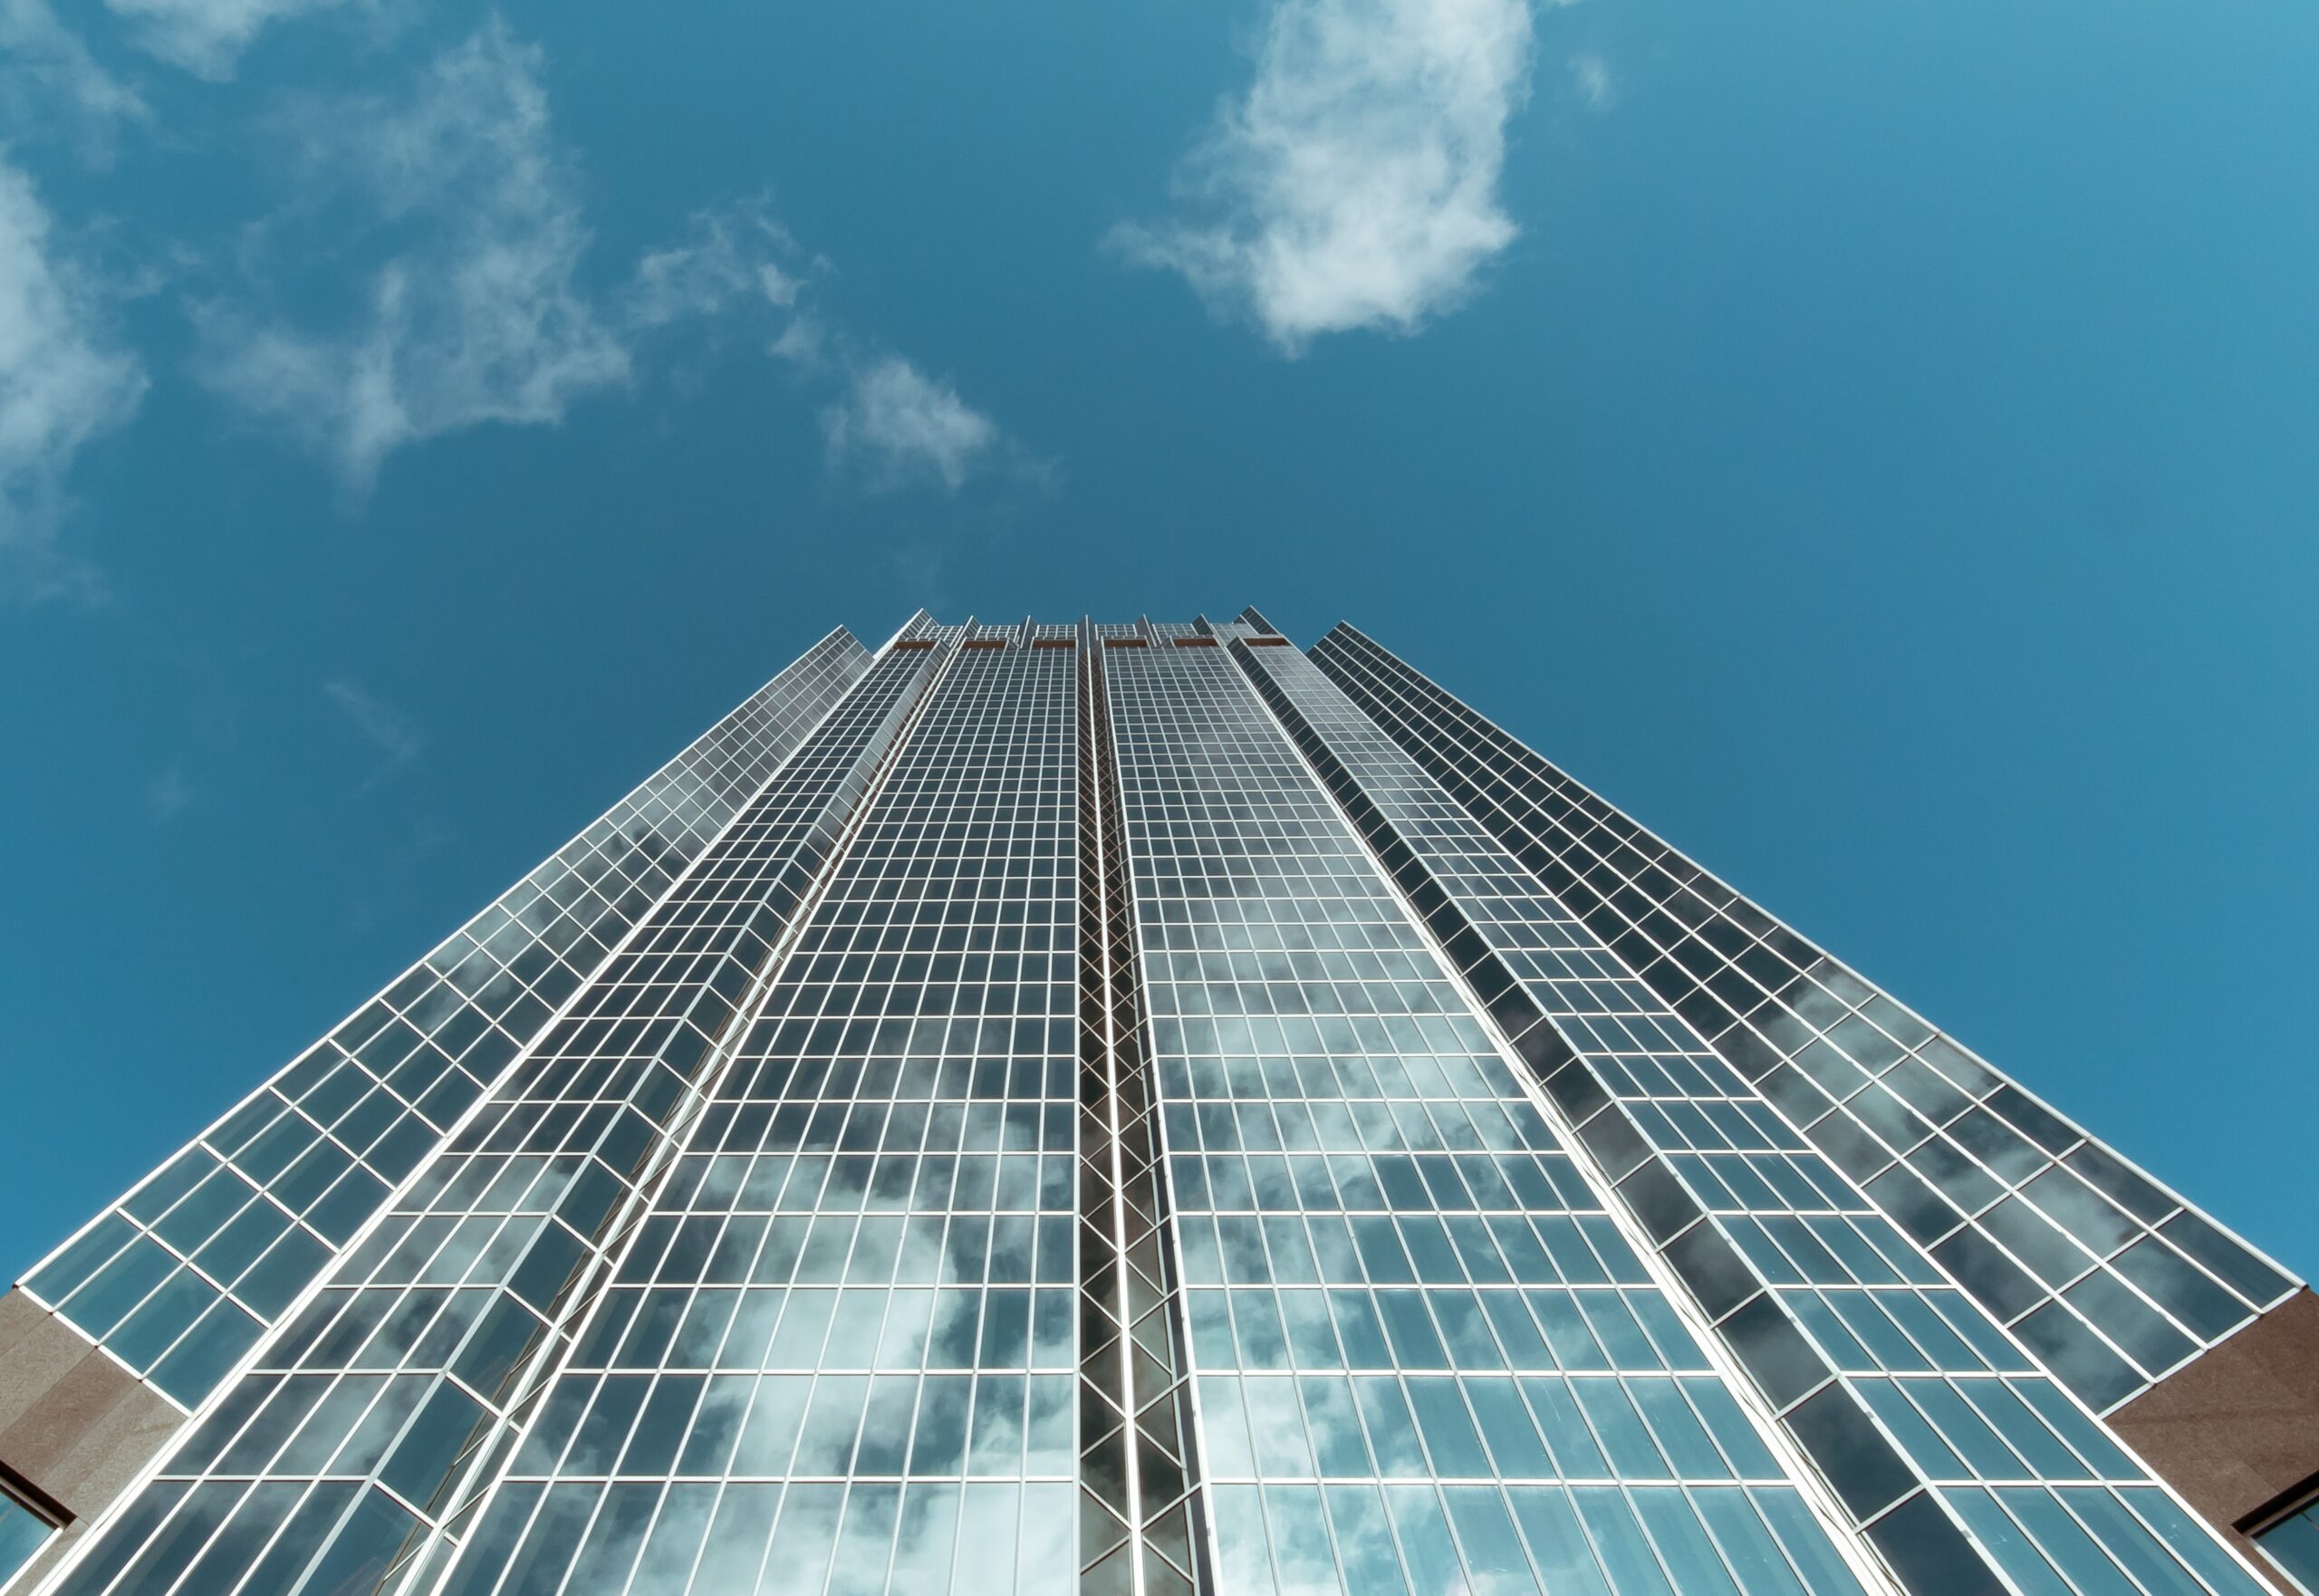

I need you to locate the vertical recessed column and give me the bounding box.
[1076,627,1208,1596]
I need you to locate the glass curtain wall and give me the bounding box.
[19,632,872,1411]
[6,613,2295,1596]
[1308,624,2294,1414]
[1246,633,2270,1596]
[429,634,1082,1596]
[41,639,946,1596]
[1102,638,1883,1596]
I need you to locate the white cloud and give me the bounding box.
[767,312,828,373]
[1112,0,1534,352]
[323,677,421,782]
[1570,51,1614,111]
[197,22,630,489]
[0,0,149,157]
[143,764,197,822]
[621,208,803,329]
[822,356,999,493]
[102,0,351,81]
[197,25,852,492]
[0,158,147,600]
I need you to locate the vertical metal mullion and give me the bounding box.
[1077,627,1210,1596]
[396,632,964,1596]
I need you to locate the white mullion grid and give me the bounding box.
[1313,628,2299,1360]
[16,632,875,1399]
[24,639,890,1596]
[427,630,1066,1596]
[1321,642,2203,1382]
[1233,638,1910,1596]
[1312,686,2131,1514]
[1298,630,2280,1596]
[1108,645,1816,1596]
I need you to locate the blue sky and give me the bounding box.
[2,0,2314,1288]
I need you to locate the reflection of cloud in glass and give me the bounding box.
[762,1480,841,1589]
[1299,1374,1374,1476]
[1245,1376,1318,1477]
[1265,1484,1344,1596]
[1185,1377,1243,1471]
[563,1480,659,1588]
[795,1373,872,1474]
[1025,1377,1073,1476]
[627,1481,716,1591]
[671,1288,738,1365]
[697,1480,781,1587]
[877,1287,937,1368]
[1211,1484,1274,1590]
[855,1376,917,1474]
[1218,1215,1271,1282]
[1031,1293,1073,1369]
[828,1289,887,1363]
[733,1375,811,1473]
[681,1375,753,1473]
[954,1481,1020,1590]
[720,1292,783,1369]
[1015,1484,1074,1595]
[887,1481,962,1594]
[769,1289,837,1365]
[967,1372,1027,1474]
[912,1376,972,1475]
[828,1482,903,1596]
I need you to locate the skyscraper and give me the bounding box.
[2,611,2310,1596]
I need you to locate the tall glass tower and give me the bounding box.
[3,613,2311,1596]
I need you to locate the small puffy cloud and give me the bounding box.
[0,157,148,600]
[323,677,421,784]
[1113,0,1535,352]
[822,356,1000,493]
[767,312,828,373]
[1570,52,1614,111]
[143,764,197,822]
[102,0,350,81]
[197,22,630,489]
[0,0,149,158]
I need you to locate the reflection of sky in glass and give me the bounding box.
[46,641,948,1596]
[18,620,2287,1596]
[22,630,873,1410]
[1311,623,2296,1415]
[450,644,1081,1596]
[1261,637,2273,1596]
[1105,644,1875,1596]
[0,1497,53,1588]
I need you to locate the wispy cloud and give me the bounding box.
[142,764,197,822]
[195,23,1009,500]
[196,22,629,490]
[1112,0,1535,352]
[102,0,354,81]
[621,207,804,329]
[0,0,149,159]
[767,312,828,374]
[1569,51,1614,112]
[323,677,421,784]
[823,356,1001,493]
[0,157,148,601]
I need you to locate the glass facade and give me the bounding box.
[0,1499,55,1589]
[18,630,871,1410]
[0,613,2294,1596]
[1307,623,2295,1414]
[2254,1501,2319,1594]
